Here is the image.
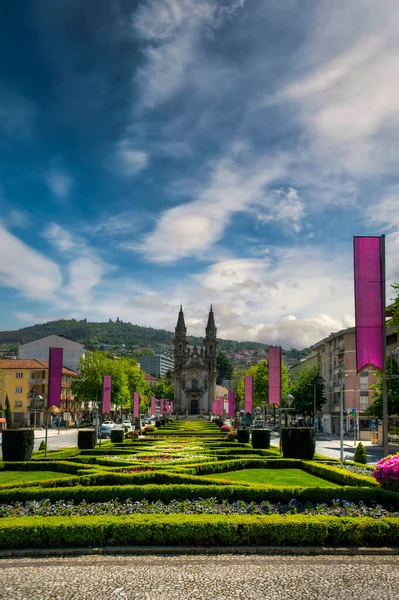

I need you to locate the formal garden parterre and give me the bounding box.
[1,420,399,549]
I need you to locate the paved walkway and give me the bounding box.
[1,554,399,599]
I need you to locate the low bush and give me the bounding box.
[1,429,34,462]
[251,430,271,449]
[353,443,367,465]
[374,454,399,491]
[301,461,378,487]
[0,482,397,508]
[281,428,315,460]
[110,430,124,444]
[1,514,399,549]
[155,421,162,428]
[220,425,231,432]
[78,430,96,450]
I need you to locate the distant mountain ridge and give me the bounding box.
[0,318,308,360]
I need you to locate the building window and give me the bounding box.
[15,387,23,393]
[192,379,198,390]
[204,378,208,390]
[14,401,23,408]
[360,372,369,391]
[15,372,23,379]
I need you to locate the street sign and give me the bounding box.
[347,408,357,418]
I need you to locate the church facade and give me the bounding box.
[173,306,217,415]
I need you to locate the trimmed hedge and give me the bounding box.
[1,429,34,462]
[251,430,271,449]
[281,428,316,459]
[78,430,96,450]
[0,482,398,508]
[110,430,125,443]
[1,514,399,548]
[301,461,378,488]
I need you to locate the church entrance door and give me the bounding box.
[190,398,199,415]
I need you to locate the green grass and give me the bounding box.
[202,468,340,487]
[0,471,74,484]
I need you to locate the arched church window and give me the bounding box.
[209,346,213,354]
[192,379,198,390]
[182,379,186,390]
[204,378,208,390]
[179,344,182,352]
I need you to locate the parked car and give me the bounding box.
[99,425,111,439]
[122,420,133,431]
[102,420,115,429]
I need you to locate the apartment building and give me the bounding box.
[0,359,79,427]
[140,354,174,378]
[290,327,377,436]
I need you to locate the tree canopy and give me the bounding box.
[366,357,399,419]
[216,351,234,385]
[289,364,326,417]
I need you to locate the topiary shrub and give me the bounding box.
[155,420,162,428]
[38,440,46,452]
[111,429,124,443]
[354,442,367,464]
[2,429,34,461]
[280,427,315,459]
[144,425,155,434]
[251,429,271,449]
[237,429,250,444]
[78,430,96,450]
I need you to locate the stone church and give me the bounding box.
[173,306,217,415]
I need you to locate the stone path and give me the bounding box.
[1,554,399,599]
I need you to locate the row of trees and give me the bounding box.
[232,360,325,417]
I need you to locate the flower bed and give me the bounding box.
[0,497,392,518]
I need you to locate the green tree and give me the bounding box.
[289,365,325,418]
[250,360,290,407]
[150,379,174,401]
[389,283,399,325]
[232,367,247,409]
[119,357,150,412]
[216,352,234,385]
[5,394,12,429]
[366,356,399,419]
[71,351,130,411]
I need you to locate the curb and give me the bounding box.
[1,546,399,558]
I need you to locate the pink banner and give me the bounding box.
[228,390,234,417]
[219,397,224,416]
[151,396,156,415]
[102,375,112,414]
[268,346,281,406]
[354,236,384,371]
[48,348,63,408]
[160,398,164,414]
[244,376,253,414]
[170,401,173,414]
[133,392,140,418]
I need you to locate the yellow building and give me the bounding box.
[0,359,79,427]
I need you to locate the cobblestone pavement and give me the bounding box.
[1,554,399,600]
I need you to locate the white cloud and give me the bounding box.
[67,257,105,304]
[133,0,246,108]
[42,223,82,252]
[257,187,305,233]
[47,168,72,200]
[0,225,62,300]
[117,140,148,176]
[134,150,285,262]
[281,1,399,175]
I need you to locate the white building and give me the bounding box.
[140,354,174,378]
[18,334,88,373]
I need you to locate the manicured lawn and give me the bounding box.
[203,468,339,487]
[0,471,73,484]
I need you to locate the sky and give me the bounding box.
[0,0,399,349]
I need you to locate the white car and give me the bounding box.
[102,420,115,429]
[122,420,133,431]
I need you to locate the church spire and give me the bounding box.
[175,305,187,338]
[205,305,216,339]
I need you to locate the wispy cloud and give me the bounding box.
[257,187,305,233]
[42,223,84,253]
[134,147,286,262]
[0,225,62,300]
[117,139,148,176]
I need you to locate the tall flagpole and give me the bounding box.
[381,234,388,456]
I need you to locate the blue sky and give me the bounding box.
[0,0,398,348]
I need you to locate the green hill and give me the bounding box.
[0,318,308,360]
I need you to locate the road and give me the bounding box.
[1,554,398,599]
